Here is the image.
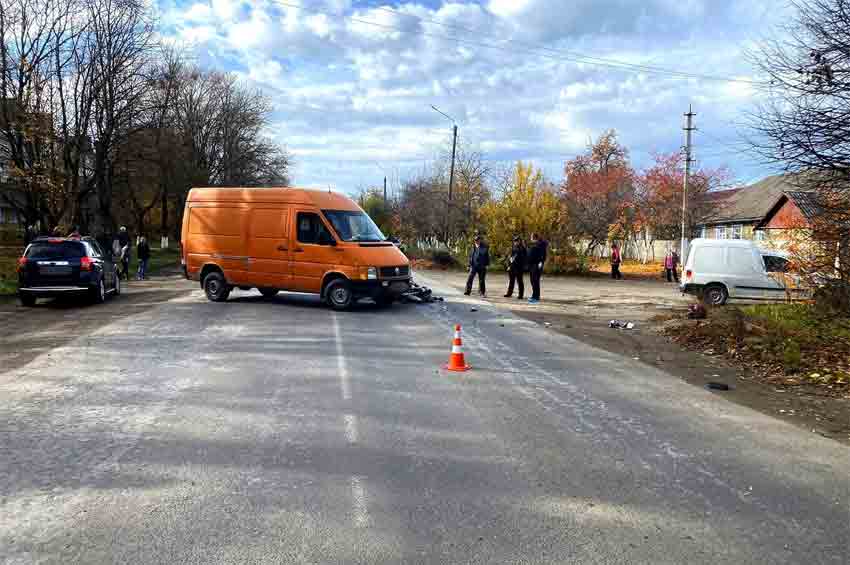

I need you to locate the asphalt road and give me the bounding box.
[0,275,847,564]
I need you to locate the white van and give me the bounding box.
[680,239,798,305]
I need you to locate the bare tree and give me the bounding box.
[0,0,76,229]
[749,0,850,306]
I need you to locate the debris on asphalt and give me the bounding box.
[400,280,440,304]
[705,382,730,391]
[608,320,635,330]
[470,308,478,312]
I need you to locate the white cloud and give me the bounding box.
[488,0,533,17]
[159,0,795,190]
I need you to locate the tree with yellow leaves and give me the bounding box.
[480,161,564,262]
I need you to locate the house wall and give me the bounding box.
[764,199,809,230]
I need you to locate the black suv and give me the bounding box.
[17,237,121,306]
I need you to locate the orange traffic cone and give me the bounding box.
[445,324,471,372]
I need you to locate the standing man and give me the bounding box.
[464,234,490,297]
[527,232,548,304]
[611,242,623,280]
[504,235,527,299]
[137,236,151,280]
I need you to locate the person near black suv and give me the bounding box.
[16,236,121,306]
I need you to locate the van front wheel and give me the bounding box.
[703,284,728,306]
[204,271,231,302]
[325,279,353,310]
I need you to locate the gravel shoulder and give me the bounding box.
[416,268,850,445]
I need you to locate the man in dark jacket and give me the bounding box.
[527,232,548,303]
[504,235,527,299]
[137,236,151,280]
[464,234,490,297]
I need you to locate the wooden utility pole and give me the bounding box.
[681,105,696,263]
[448,124,457,201]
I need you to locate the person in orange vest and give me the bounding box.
[611,242,623,280]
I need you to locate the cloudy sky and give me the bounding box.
[157,0,792,195]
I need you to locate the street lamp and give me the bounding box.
[430,105,457,201]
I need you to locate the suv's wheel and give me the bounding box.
[203,271,231,302]
[91,277,106,304]
[325,279,353,310]
[19,292,36,307]
[259,287,279,299]
[703,284,728,306]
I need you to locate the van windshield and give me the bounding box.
[322,210,386,242]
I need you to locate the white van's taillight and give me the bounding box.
[686,270,693,280]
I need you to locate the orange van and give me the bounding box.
[180,187,411,309]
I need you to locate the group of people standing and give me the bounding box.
[464,237,682,303]
[112,227,151,281]
[465,233,549,303]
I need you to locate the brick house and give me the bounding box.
[695,175,790,243]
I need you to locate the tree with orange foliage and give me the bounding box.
[561,130,635,255]
[631,153,730,261]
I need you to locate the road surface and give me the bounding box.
[0,275,847,564]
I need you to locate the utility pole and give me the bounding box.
[681,105,696,265]
[383,176,387,204]
[448,124,457,201]
[431,105,457,201]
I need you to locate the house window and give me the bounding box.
[700,226,707,238]
[754,230,766,242]
[732,224,743,239]
[0,206,15,224]
[715,225,728,239]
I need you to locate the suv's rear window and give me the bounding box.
[25,241,86,259]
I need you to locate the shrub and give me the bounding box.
[782,340,802,374]
[428,249,458,268]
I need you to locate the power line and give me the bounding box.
[271,1,764,86]
[363,3,762,85]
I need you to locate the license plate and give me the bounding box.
[39,265,71,276]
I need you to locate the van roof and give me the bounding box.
[187,187,361,211]
[690,238,758,248]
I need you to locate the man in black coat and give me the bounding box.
[527,232,548,303]
[464,234,490,297]
[504,235,527,299]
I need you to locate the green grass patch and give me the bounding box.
[741,303,850,342]
[0,278,16,296]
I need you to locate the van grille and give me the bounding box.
[380,265,409,278]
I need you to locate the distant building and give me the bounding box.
[695,175,791,243]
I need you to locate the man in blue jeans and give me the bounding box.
[137,236,151,280]
[464,234,490,297]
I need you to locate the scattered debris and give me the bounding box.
[609,319,635,330]
[400,279,439,304]
[705,382,730,391]
[470,307,478,312]
[687,303,707,319]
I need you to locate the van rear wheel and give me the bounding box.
[703,284,728,306]
[259,288,279,299]
[204,271,231,302]
[325,279,353,311]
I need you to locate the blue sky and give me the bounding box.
[157,0,791,194]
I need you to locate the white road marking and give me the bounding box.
[344,413,359,444]
[333,313,352,401]
[332,312,370,529]
[350,475,370,528]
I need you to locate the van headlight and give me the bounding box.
[367,266,378,280]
